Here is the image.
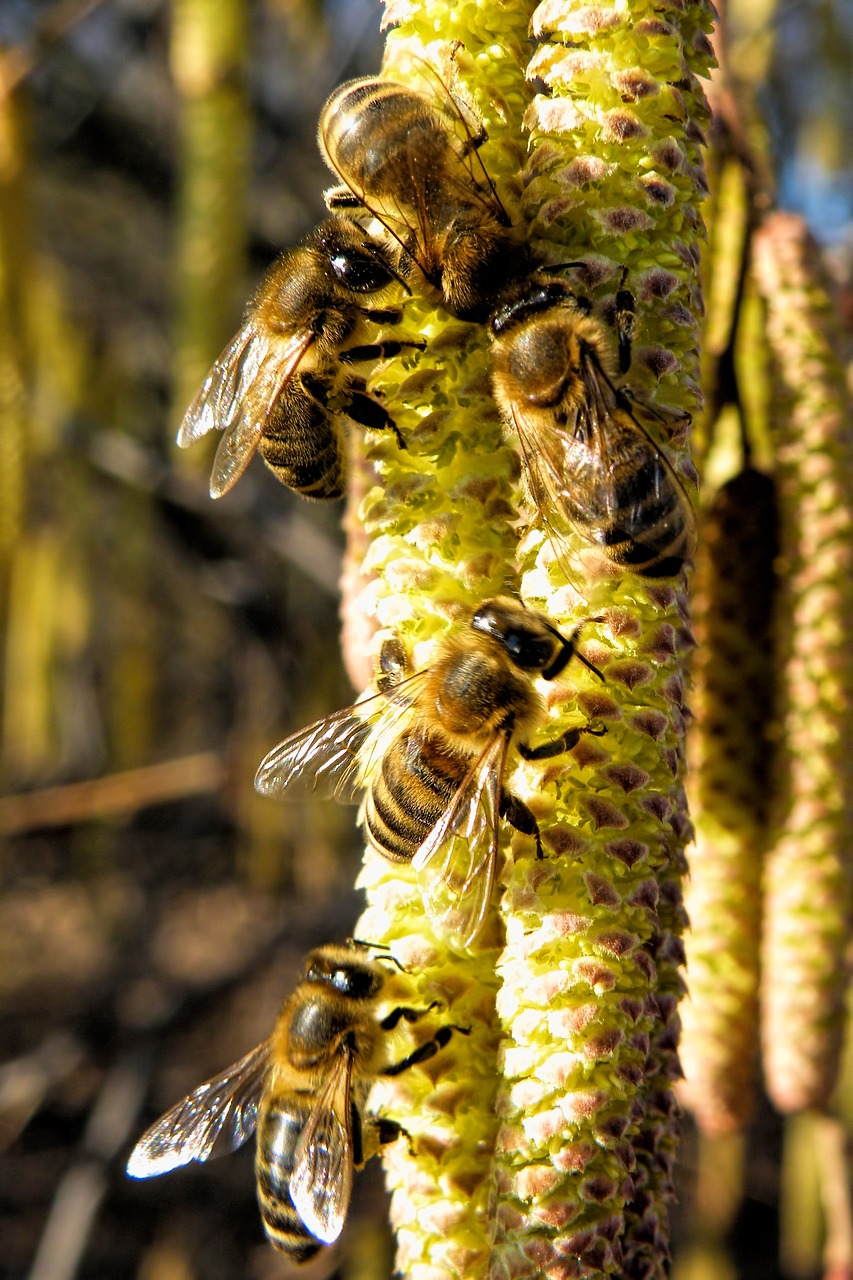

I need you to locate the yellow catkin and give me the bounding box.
[752,212,853,1114]
[489,3,713,1276]
[347,10,534,1280]
[320,2,715,1276]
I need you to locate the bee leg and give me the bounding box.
[517,722,607,762]
[374,1117,409,1151]
[381,1024,471,1077]
[377,636,411,689]
[339,338,426,361]
[351,1099,365,1166]
[617,383,692,429]
[614,267,636,376]
[500,790,544,859]
[341,384,407,450]
[379,1001,441,1032]
[323,184,362,211]
[361,1116,411,1162]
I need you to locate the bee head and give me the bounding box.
[471,598,606,683]
[471,597,565,677]
[303,942,385,1001]
[315,218,406,295]
[488,277,573,337]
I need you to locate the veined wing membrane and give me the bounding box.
[289,1049,354,1245]
[412,731,508,950]
[254,672,428,803]
[126,1041,271,1178]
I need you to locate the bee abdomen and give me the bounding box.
[365,731,463,862]
[587,456,690,577]
[256,1098,320,1260]
[322,79,447,202]
[259,376,344,500]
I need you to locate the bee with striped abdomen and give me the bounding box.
[255,598,607,950]
[178,216,420,499]
[489,276,697,579]
[127,941,458,1261]
[318,76,530,322]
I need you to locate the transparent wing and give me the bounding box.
[511,403,584,582]
[322,145,431,278]
[208,413,266,499]
[513,360,696,573]
[254,671,429,803]
[177,321,317,499]
[177,324,264,447]
[207,329,317,499]
[412,731,508,951]
[126,1041,271,1179]
[289,1050,354,1246]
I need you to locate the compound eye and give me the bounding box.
[502,630,554,671]
[472,606,556,671]
[330,249,394,294]
[328,965,380,999]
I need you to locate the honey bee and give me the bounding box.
[255,598,606,950]
[318,76,530,322]
[127,941,458,1261]
[178,215,421,499]
[489,276,697,578]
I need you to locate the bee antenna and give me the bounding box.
[544,617,606,683]
[351,937,406,970]
[575,650,606,683]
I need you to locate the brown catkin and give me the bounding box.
[752,211,853,1114]
[680,467,780,1134]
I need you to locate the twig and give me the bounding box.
[0,1031,86,1152]
[0,752,227,834]
[817,1114,853,1280]
[27,1056,151,1280]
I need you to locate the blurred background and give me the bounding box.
[0,1,850,1278]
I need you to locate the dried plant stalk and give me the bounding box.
[752,212,853,1115]
[169,0,250,435]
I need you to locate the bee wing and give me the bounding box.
[412,731,509,951]
[509,405,587,584]
[572,362,696,529]
[512,384,696,575]
[254,672,429,803]
[177,321,317,499]
[289,1049,354,1245]
[126,1040,271,1179]
[177,325,264,447]
[207,329,317,499]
